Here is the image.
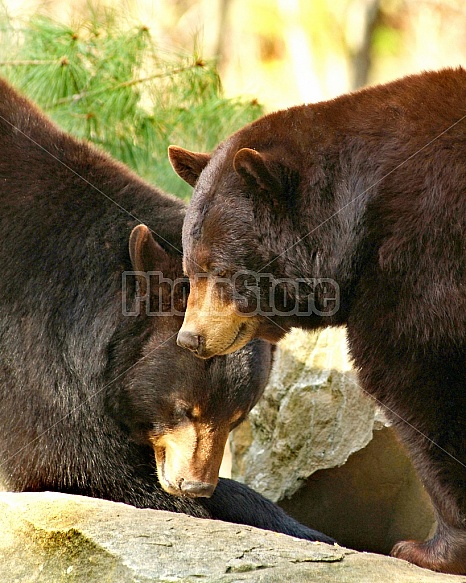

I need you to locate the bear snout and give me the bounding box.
[149,422,229,498]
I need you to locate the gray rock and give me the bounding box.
[279,425,436,554]
[231,327,382,502]
[0,491,463,583]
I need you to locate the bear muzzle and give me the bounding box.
[176,273,260,358]
[175,479,216,498]
[150,422,229,498]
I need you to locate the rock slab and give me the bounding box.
[0,491,464,583]
[231,327,382,502]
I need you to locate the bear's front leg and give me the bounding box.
[349,337,466,575]
[387,395,465,575]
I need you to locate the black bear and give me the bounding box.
[0,77,335,543]
[169,68,466,574]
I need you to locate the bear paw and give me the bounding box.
[391,538,466,575]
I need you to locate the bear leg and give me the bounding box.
[354,348,466,575]
[386,378,466,575]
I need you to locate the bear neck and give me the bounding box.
[234,99,391,326]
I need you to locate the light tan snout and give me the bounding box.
[150,420,230,498]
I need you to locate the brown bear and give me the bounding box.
[0,76,335,543]
[169,67,466,574]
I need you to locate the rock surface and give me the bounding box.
[279,426,436,554]
[0,491,464,583]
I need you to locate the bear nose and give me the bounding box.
[177,329,203,353]
[179,480,215,498]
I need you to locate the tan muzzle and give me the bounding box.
[150,421,229,498]
[177,275,258,358]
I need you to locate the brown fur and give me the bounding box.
[0,76,339,545]
[170,68,466,574]
[180,273,260,357]
[150,421,229,497]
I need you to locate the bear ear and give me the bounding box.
[129,224,170,295]
[233,148,283,196]
[168,145,211,187]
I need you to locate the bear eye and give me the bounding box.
[172,403,189,423]
[212,268,227,278]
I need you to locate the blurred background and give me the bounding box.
[3,0,466,110]
[1,0,465,197]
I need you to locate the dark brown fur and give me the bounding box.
[0,77,335,544]
[170,68,466,574]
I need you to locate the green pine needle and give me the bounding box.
[0,7,263,199]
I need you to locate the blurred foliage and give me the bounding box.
[159,0,465,108]
[0,6,263,198]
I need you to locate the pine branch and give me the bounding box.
[49,63,206,107]
[0,59,60,65]
[0,10,263,198]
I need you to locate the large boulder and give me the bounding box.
[0,491,460,583]
[230,328,436,554]
[231,327,377,500]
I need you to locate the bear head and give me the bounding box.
[111,224,273,498]
[168,138,339,359]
